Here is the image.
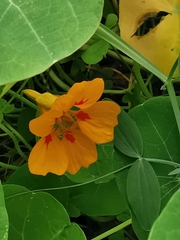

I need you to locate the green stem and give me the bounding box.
[0,162,19,171]
[8,90,37,110]
[49,70,70,91]
[3,120,32,151]
[103,87,132,94]
[145,158,180,168]
[2,79,29,112]
[91,219,132,240]
[0,123,28,160]
[165,81,180,135]
[133,61,153,99]
[96,24,167,83]
[54,63,75,85]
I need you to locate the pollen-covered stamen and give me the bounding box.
[75,111,91,121]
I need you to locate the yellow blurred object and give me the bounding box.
[119,0,180,76]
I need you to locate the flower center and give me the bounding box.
[52,113,77,141]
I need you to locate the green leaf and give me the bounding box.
[0,0,103,85]
[0,182,8,240]
[4,184,86,240]
[129,97,180,161]
[127,159,161,231]
[105,13,118,29]
[71,178,127,216]
[114,109,143,158]
[0,99,14,113]
[128,97,180,208]
[148,188,180,240]
[81,40,109,64]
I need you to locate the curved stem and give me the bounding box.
[91,219,132,240]
[0,123,27,160]
[49,70,70,91]
[3,120,32,151]
[165,81,180,135]
[133,61,153,99]
[0,162,19,171]
[54,63,75,85]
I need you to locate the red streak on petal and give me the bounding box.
[45,134,52,147]
[76,111,91,121]
[65,132,75,143]
[75,98,88,105]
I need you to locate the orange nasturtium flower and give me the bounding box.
[24,78,121,176]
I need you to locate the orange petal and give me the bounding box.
[62,130,97,174]
[75,101,121,144]
[29,111,55,137]
[30,94,75,137]
[28,134,68,176]
[67,78,104,109]
[51,94,74,114]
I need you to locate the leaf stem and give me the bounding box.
[49,70,70,91]
[3,120,32,151]
[0,123,27,160]
[96,24,167,83]
[165,81,180,135]
[91,219,132,240]
[133,62,153,99]
[0,162,19,171]
[54,62,75,85]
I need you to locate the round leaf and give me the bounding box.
[0,0,103,84]
[148,188,180,240]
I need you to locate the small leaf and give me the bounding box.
[148,188,180,240]
[114,109,143,158]
[0,182,8,240]
[81,40,109,64]
[168,168,180,175]
[105,13,118,29]
[127,159,161,230]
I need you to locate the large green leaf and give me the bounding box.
[148,188,180,240]
[0,182,8,240]
[128,97,180,208]
[0,0,103,85]
[4,184,86,240]
[127,159,161,231]
[70,178,126,216]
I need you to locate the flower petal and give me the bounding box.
[51,94,74,114]
[67,78,104,109]
[36,92,58,109]
[23,90,58,109]
[28,134,68,176]
[62,130,97,174]
[30,94,75,137]
[29,112,55,137]
[75,101,121,144]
